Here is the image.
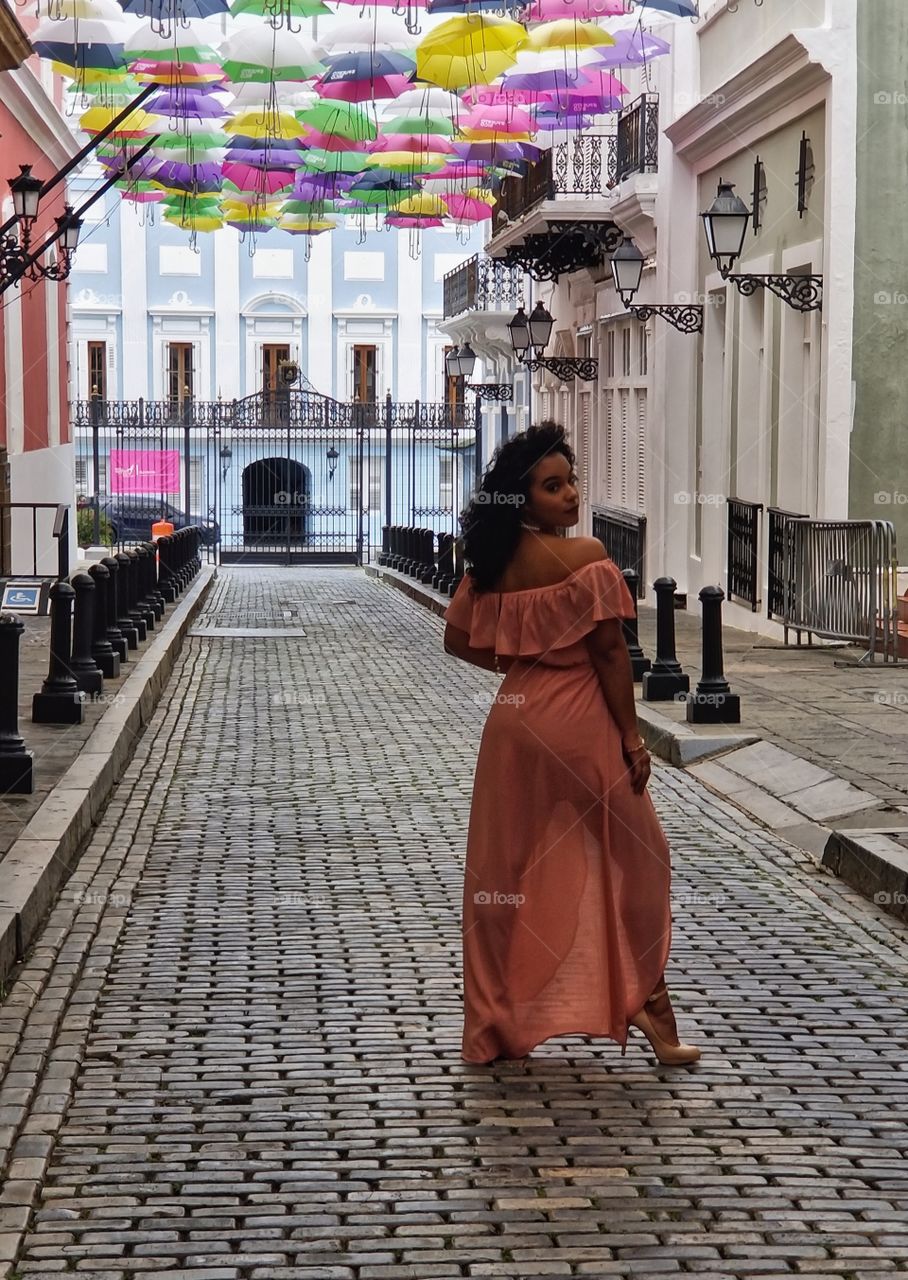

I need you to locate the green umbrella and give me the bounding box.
[380,113,456,137]
[230,0,332,15]
[297,100,377,140]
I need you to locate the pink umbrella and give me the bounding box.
[524,0,628,16]
[371,132,457,154]
[459,102,536,133]
[445,193,493,221]
[316,73,413,102]
[222,163,295,193]
[301,130,371,152]
[386,214,443,227]
[462,85,553,108]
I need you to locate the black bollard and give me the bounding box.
[121,551,148,642]
[69,573,104,696]
[131,540,156,629]
[641,577,690,702]
[418,529,435,585]
[131,548,156,631]
[143,542,166,618]
[687,585,741,724]
[101,556,130,660]
[0,613,34,794]
[379,524,390,567]
[32,580,85,724]
[435,533,454,594]
[87,563,120,679]
[621,569,651,682]
[114,552,141,650]
[157,535,177,602]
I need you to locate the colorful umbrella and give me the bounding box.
[523,20,616,53]
[415,14,527,90]
[221,28,324,82]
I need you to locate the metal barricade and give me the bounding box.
[779,517,899,663]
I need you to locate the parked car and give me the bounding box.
[77,494,219,546]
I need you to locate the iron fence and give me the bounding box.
[494,133,619,228]
[443,254,524,319]
[616,93,660,184]
[726,497,762,611]
[592,505,646,597]
[71,392,479,567]
[775,516,900,662]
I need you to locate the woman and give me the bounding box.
[443,422,700,1067]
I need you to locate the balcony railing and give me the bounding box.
[494,133,618,229]
[443,254,524,319]
[616,92,660,185]
[592,505,646,598]
[726,497,763,612]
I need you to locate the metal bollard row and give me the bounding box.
[0,526,205,793]
[380,525,458,596]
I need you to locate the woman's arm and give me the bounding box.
[585,619,651,793]
[443,625,516,673]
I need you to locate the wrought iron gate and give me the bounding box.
[72,390,479,565]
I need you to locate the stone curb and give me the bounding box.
[0,565,216,985]
[369,562,908,923]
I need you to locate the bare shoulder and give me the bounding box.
[564,537,608,569]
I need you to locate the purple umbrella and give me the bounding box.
[590,28,671,67]
[453,140,541,162]
[153,160,223,191]
[146,86,226,116]
[226,146,305,165]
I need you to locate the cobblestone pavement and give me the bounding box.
[3,566,908,1280]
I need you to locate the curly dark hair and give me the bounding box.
[457,420,576,592]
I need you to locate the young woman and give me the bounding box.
[443,422,700,1067]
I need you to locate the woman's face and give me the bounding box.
[523,452,580,530]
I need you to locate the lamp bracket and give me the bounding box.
[728,273,823,312]
[628,304,704,334]
[466,383,513,401]
[522,356,599,383]
[498,221,623,283]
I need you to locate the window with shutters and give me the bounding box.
[166,343,194,411]
[348,453,384,511]
[622,327,632,377]
[88,341,107,401]
[189,458,203,514]
[639,324,648,377]
[619,388,630,508]
[605,330,615,377]
[578,393,591,503]
[636,391,647,512]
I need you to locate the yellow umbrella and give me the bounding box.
[79,105,160,136]
[390,193,447,217]
[415,15,527,91]
[368,151,448,172]
[164,212,224,232]
[224,110,302,140]
[524,21,616,52]
[279,215,337,233]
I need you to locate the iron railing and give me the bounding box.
[775,516,899,662]
[71,393,479,568]
[726,497,762,611]
[443,255,524,319]
[592,505,646,597]
[616,92,660,184]
[767,506,808,621]
[494,133,619,228]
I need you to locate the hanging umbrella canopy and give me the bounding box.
[223,164,295,192]
[124,20,222,58]
[316,70,414,103]
[120,0,230,21]
[415,14,527,90]
[33,18,127,69]
[225,107,304,137]
[319,15,416,52]
[634,0,697,14]
[80,102,160,134]
[145,84,227,115]
[371,132,456,155]
[499,47,601,92]
[230,0,332,15]
[523,20,616,53]
[589,26,670,65]
[221,27,324,82]
[380,110,455,136]
[459,102,536,133]
[524,0,625,15]
[131,58,226,83]
[297,98,377,138]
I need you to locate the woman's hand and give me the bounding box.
[622,740,651,794]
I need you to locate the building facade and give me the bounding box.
[0,0,79,574]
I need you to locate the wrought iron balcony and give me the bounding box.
[443,255,524,320]
[616,92,659,185]
[493,133,619,231]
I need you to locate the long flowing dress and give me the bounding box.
[444,557,672,1063]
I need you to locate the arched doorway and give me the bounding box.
[242,457,308,544]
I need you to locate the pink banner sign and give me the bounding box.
[109,449,180,495]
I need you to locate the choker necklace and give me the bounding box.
[520,520,543,532]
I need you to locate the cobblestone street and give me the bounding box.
[3,566,908,1280]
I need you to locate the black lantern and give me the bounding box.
[326,445,339,481]
[10,165,42,224]
[701,179,751,278]
[456,343,476,379]
[527,301,554,355]
[58,206,82,254]
[507,305,530,359]
[444,346,460,378]
[610,236,645,306]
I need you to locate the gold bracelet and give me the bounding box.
[623,736,647,753]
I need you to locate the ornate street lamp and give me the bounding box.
[700,179,822,312]
[610,235,703,335]
[0,165,82,289]
[326,444,339,481]
[508,300,597,382]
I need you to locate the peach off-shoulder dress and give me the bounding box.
[444,557,672,1063]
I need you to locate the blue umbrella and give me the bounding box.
[427,0,524,11]
[320,50,416,80]
[119,0,229,19]
[634,0,697,15]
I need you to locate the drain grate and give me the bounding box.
[189,626,308,638]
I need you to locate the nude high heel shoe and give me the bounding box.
[622,980,701,1065]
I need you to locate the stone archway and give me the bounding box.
[242,457,308,544]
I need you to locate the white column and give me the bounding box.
[214,225,241,399]
[46,280,60,448]
[396,244,422,399]
[120,204,148,397]
[307,233,333,396]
